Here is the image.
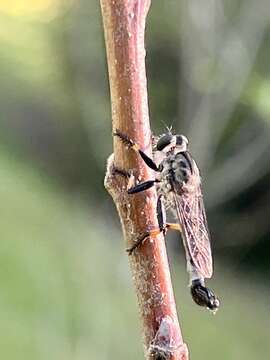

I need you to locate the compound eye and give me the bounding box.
[177,135,187,146]
[156,134,173,151]
[176,135,189,150]
[176,135,182,145]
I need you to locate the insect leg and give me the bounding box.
[126,223,182,255]
[157,194,166,232]
[128,179,159,194]
[156,196,182,235]
[112,165,136,188]
[114,129,160,172]
[126,196,182,255]
[112,166,131,179]
[112,164,160,194]
[126,194,165,255]
[166,223,182,232]
[126,229,161,255]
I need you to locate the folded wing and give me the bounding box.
[174,186,213,279]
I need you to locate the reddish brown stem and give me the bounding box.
[100,1,188,359]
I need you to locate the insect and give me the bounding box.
[114,129,220,313]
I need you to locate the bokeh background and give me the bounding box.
[1,1,270,359]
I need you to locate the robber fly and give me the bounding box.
[114,129,220,313]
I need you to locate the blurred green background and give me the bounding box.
[1,0,270,359]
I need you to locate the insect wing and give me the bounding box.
[174,187,213,279]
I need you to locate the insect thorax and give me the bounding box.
[156,151,200,210]
[159,152,191,186]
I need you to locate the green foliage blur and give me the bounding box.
[0,1,270,359]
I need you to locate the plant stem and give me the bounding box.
[101,1,188,358]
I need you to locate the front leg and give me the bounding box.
[114,129,160,172]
